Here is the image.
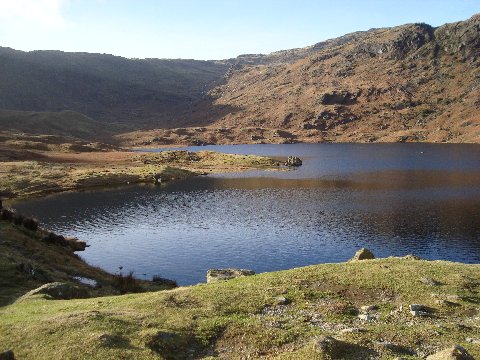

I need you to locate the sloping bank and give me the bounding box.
[0,239,479,359]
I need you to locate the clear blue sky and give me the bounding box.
[0,0,479,60]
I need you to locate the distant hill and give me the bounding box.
[0,48,228,129]
[0,110,119,140]
[1,14,480,145]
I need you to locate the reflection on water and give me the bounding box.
[13,143,480,285]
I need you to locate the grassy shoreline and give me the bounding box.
[1,252,479,359]
[0,147,282,200]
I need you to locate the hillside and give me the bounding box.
[0,14,479,145]
[0,48,228,129]
[119,14,480,146]
[1,249,479,359]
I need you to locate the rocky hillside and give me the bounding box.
[1,14,479,145]
[120,14,480,146]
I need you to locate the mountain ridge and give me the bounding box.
[1,14,479,145]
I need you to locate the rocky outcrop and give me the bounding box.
[350,248,375,261]
[0,350,15,360]
[18,282,90,301]
[426,345,474,360]
[285,156,302,166]
[206,269,255,283]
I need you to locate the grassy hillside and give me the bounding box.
[0,48,228,129]
[0,110,123,140]
[0,253,479,359]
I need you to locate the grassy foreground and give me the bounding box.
[1,250,479,359]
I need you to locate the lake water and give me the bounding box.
[13,143,480,285]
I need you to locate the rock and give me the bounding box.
[350,248,375,261]
[409,304,432,317]
[446,295,463,302]
[358,314,375,321]
[153,173,162,184]
[206,268,255,283]
[339,327,366,334]
[275,296,290,305]
[409,304,428,312]
[465,338,480,344]
[0,350,15,360]
[312,336,344,356]
[435,299,460,307]
[65,237,88,251]
[18,282,90,301]
[401,254,422,260]
[420,277,442,286]
[284,156,302,166]
[361,305,378,312]
[426,345,474,360]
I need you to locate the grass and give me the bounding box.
[1,248,479,359]
[0,220,174,306]
[0,143,281,199]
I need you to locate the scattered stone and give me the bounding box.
[206,268,255,283]
[350,248,375,261]
[339,327,366,334]
[284,156,302,166]
[446,295,463,302]
[361,305,378,312]
[465,338,480,344]
[312,336,344,356]
[402,254,422,260]
[275,296,290,305]
[435,299,460,307]
[409,304,431,317]
[426,345,474,360]
[18,282,90,301]
[0,350,15,360]
[409,304,428,312]
[313,336,374,358]
[358,314,375,321]
[153,173,162,184]
[421,277,442,286]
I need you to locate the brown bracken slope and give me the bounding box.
[119,14,480,146]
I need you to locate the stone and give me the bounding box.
[358,314,375,321]
[465,338,480,344]
[284,156,302,166]
[409,304,428,312]
[153,173,162,184]
[426,345,474,360]
[206,269,255,283]
[312,336,344,355]
[350,248,375,261]
[0,350,15,360]
[420,277,442,286]
[361,305,378,312]
[18,282,90,301]
[339,327,366,334]
[275,296,290,305]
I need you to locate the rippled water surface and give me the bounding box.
[13,144,480,284]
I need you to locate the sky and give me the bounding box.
[0,0,479,60]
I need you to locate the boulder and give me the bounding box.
[206,269,255,283]
[313,336,345,356]
[284,156,302,166]
[350,248,375,261]
[426,345,474,360]
[0,350,15,360]
[18,282,90,301]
